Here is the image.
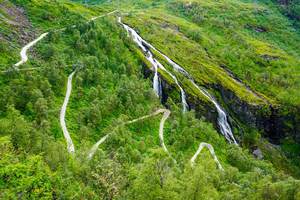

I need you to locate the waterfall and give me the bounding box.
[118,17,237,144]
[195,85,237,144]
[153,61,161,97]
[146,51,162,97]
[160,58,237,144]
[156,60,188,112]
[119,17,188,112]
[156,50,237,144]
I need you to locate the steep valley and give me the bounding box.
[0,0,300,199]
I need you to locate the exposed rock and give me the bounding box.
[253,148,263,159]
[261,54,280,61]
[142,58,300,144]
[185,2,194,9]
[215,84,300,144]
[143,64,219,130]
[219,64,269,104]
[0,1,36,45]
[245,24,268,33]
[186,91,218,128]
[161,22,180,33]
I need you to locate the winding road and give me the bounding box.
[14,32,49,68]
[58,70,222,169]
[88,108,222,170]
[118,17,237,144]
[191,142,223,170]
[13,10,117,69]
[88,109,171,159]
[60,71,76,154]
[12,11,224,170]
[158,109,171,155]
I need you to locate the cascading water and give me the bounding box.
[195,85,237,144]
[153,63,161,97]
[119,17,188,112]
[158,63,188,112]
[151,46,237,144]
[118,17,237,144]
[158,53,237,144]
[146,51,162,97]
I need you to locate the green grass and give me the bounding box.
[11,0,110,31]
[122,11,269,106]
[167,0,300,107]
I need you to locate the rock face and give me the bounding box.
[216,84,300,144]
[143,63,300,144]
[143,64,219,131]
[0,1,36,45]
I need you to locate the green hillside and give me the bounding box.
[0,0,300,199]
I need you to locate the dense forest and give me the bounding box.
[0,0,300,199]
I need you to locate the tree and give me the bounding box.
[40,44,55,60]
[89,154,127,200]
[125,149,180,200]
[34,98,48,125]
[0,137,56,199]
[180,159,220,200]
[5,106,31,150]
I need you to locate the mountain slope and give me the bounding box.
[0,0,300,199]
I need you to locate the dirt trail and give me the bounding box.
[60,71,76,154]
[90,10,118,21]
[118,16,237,144]
[190,142,223,170]
[88,109,171,159]
[88,108,223,170]
[14,32,49,68]
[13,10,117,68]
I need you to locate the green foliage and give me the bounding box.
[167,0,300,106]
[0,0,300,199]
[125,149,180,200]
[0,137,56,199]
[0,106,32,150]
[273,0,300,22]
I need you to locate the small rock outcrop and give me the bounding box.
[253,148,264,160]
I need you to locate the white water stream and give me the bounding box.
[118,17,188,112]
[163,60,237,144]
[118,17,237,144]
